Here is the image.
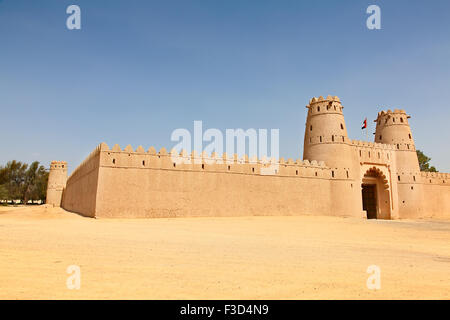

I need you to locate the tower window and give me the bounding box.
[342,136,345,142]
[315,172,318,177]
[340,123,344,130]
[320,136,322,142]
[413,176,416,182]
[202,164,205,170]
[393,118,396,123]
[228,165,231,171]
[359,150,362,157]
[310,137,312,143]
[368,152,371,157]
[173,163,176,168]
[407,144,410,149]
[378,152,380,159]
[252,167,255,173]
[379,135,382,140]
[143,161,145,166]
[332,135,334,142]
[310,125,313,131]
[398,176,401,181]
[112,159,115,164]
[346,171,349,178]
[397,144,400,149]
[317,107,320,112]
[296,170,298,175]
[332,171,335,178]
[400,118,404,123]
[409,134,411,139]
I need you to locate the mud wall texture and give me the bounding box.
[61,146,101,218]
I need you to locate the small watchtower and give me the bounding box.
[46,161,68,207]
[374,109,420,173]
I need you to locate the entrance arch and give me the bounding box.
[361,167,391,219]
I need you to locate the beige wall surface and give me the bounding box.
[61,147,101,218]
[94,148,347,218]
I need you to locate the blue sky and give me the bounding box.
[1,0,449,173]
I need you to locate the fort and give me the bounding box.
[46,96,450,219]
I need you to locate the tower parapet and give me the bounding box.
[374,109,420,173]
[46,161,68,207]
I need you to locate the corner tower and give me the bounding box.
[303,95,357,171]
[46,161,68,207]
[374,109,420,173]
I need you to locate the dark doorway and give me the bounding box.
[362,184,377,219]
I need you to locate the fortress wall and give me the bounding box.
[412,172,450,219]
[61,145,102,217]
[92,145,356,218]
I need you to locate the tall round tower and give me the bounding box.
[46,161,68,207]
[303,95,357,171]
[374,109,420,173]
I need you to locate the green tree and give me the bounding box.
[0,160,49,203]
[416,150,438,172]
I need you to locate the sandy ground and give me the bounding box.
[0,205,449,300]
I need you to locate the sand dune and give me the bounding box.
[0,206,449,299]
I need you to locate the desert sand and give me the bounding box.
[0,205,449,300]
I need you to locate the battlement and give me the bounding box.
[50,161,67,169]
[420,171,450,183]
[351,140,395,150]
[375,109,411,127]
[307,95,344,115]
[95,143,356,180]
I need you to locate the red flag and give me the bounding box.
[361,118,367,129]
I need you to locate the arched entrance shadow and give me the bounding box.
[362,167,391,219]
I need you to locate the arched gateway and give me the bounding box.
[361,167,391,219]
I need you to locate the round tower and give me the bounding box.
[374,109,420,173]
[303,95,357,170]
[46,161,68,207]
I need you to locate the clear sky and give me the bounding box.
[1,0,449,173]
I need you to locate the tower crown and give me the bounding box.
[307,96,343,115]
